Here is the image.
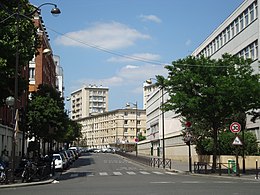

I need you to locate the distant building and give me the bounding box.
[70,85,109,120]
[76,107,146,150]
[54,55,64,97]
[192,0,260,141]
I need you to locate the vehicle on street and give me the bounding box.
[52,154,63,171]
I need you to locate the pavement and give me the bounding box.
[1,156,259,188]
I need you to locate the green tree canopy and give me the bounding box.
[0,0,38,105]
[27,84,66,142]
[157,54,260,170]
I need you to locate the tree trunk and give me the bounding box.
[212,128,218,173]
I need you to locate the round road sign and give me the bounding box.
[230,122,241,133]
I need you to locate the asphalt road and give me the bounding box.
[1,153,260,195]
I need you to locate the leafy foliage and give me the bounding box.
[157,54,260,170]
[0,0,38,105]
[196,131,259,156]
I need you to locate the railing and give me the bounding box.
[194,162,211,174]
[115,151,171,169]
[149,157,171,169]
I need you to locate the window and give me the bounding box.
[29,68,35,80]
[245,10,249,26]
[124,120,128,124]
[231,22,234,37]
[240,15,244,30]
[250,4,254,22]
[235,19,239,34]
[250,44,255,60]
[124,128,128,133]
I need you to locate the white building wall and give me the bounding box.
[192,0,260,140]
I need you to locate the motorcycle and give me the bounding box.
[0,160,7,183]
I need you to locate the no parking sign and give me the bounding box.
[230,122,241,133]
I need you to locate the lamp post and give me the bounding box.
[1,1,61,182]
[146,78,165,169]
[126,101,138,156]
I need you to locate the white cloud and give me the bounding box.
[139,14,162,23]
[70,63,167,91]
[107,53,161,63]
[55,21,151,50]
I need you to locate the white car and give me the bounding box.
[53,154,63,170]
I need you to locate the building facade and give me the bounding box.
[192,0,260,141]
[141,83,186,158]
[29,13,57,94]
[70,85,109,120]
[76,108,146,150]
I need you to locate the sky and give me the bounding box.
[29,0,244,111]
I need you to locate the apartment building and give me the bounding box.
[29,13,57,94]
[192,0,260,140]
[70,85,109,120]
[76,108,146,150]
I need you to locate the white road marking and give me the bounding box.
[126,171,136,175]
[99,172,108,176]
[153,171,164,175]
[113,172,123,175]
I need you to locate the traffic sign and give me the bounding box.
[232,136,243,145]
[230,122,241,133]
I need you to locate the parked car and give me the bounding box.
[59,152,69,170]
[61,150,71,167]
[52,154,63,171]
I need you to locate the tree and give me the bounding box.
[196,131,259,156]
[157,54,260,171]
[27,84,66,144]
[63,119,82,148]
[0,0,38,105]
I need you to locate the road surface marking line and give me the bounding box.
[153,172,164,175]
[99,172,108,176]
[165,172,178,175]
[126,171,136,175]
[113,172,123,175]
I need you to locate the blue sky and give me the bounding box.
[30,0,244,110]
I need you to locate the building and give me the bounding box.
[70,85,109,120]
[76,108,146,151]
[28,13,57,94]
[54,55,64,97]
[140,82,186,159]
[192,0,260,141]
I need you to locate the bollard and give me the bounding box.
[256,160,258,180]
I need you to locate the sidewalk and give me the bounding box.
[169,159,260,181]
[0,173,60,189]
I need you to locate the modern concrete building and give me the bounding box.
[70,85,109,120]
[192,0,260,141]
[76,108,146,150]
[140,83,187,159]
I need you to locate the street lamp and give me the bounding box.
[126,101,138,156]
[1,1,61,182]
[146,78,165,169]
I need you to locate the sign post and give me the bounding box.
[230,122,242,176]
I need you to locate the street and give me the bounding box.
[1,153,260,195]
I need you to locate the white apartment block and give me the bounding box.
[141,83,184,157]
[192,0,260,140]
[70,85,109,120]
[76,108,146,150]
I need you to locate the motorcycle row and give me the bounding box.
[0,156,55,184]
